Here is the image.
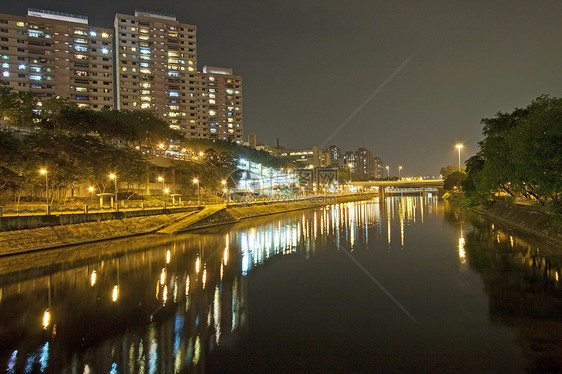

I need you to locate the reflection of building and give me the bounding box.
[0,9,114,110]
[199,66,243,142]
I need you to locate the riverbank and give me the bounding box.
[446,195,562,248]
[0,194,376,256]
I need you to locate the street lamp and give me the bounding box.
[158,176,165,204]
[348,163,353,182]
[386,166,390,181]
[39,169,49,215]
[88,186,94,206]
[109,173,118,211]
[221,180,228,202]
[164,188,169,209]
[456,144,463,172]
[193,178,200,205]
[399,166,403,180]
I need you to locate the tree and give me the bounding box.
[440,164,464,179]
[443,171,467,191]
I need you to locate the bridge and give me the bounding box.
[349,179,444,199]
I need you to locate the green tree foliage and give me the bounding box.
[464,95,562,212]
[443,171,467,191]
[440,164,465,178]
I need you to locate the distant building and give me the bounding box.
[199,66,243,142]
[0,9,114,109]
[325,145,342,167]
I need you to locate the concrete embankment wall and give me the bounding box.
[478,202,562,247]
[0,211,198,256]
[0,207,199,232]
[0,194,378,257]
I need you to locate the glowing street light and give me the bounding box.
[39,169,50,215]
[193,178,200,205]
[456,144,463,172]
[109,173,118,211]
[221,180,228,202]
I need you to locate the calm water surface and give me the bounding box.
[0,197,561,373]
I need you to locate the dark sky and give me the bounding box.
[2,1,561,176]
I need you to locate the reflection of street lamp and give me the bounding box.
[398,166,403,180]
[88,186,94,206]
[456,144,463,172]
[193,178,200,205]
[109,173,117,211]
[39,169,49,215]
[386,166,390,181]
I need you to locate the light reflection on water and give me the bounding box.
[0,197,560,372]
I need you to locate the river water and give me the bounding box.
[0,197,561,373]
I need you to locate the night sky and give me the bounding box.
[2,1,561,176]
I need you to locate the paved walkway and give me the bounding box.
[157,204,226,234]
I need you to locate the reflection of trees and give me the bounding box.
[445,202,562,372]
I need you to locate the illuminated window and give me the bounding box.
[17,22,24,27]
[141,103,150,109]
[101,32,109,38]
[2,71,8,77]
[89,31,97,37]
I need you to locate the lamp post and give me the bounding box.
[386,166,390,181]
[221,180,228,202]
[348,163,353,182]
[109,173,117,211]
[88,186,94,206]
[158,176,165,205]
[193,178,200,205]
[398,166,402,180]
[39,169,49,215]
[456,144,463,172]
[164,188,169,209]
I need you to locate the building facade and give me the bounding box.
[0,9,245,141]
[198,66,243,142]
[0,9,114,109]
[113,11,201,137]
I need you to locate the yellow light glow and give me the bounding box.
[459,237,466,263]
[193,178,199,184]
[88,186,94,192]
[456,144,463,149]
[40,169,47,175]
[163,285,168,304]
[160,268,166,285]
[112,285,119,302]
[166,250,171,264]
[109,174,115,180]
[90,270,96,286]
[42,309,50,329]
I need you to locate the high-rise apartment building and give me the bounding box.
[199,66,243,142]
[1,9,245,141]
[113,11,202,137]
[0,9,114,109]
